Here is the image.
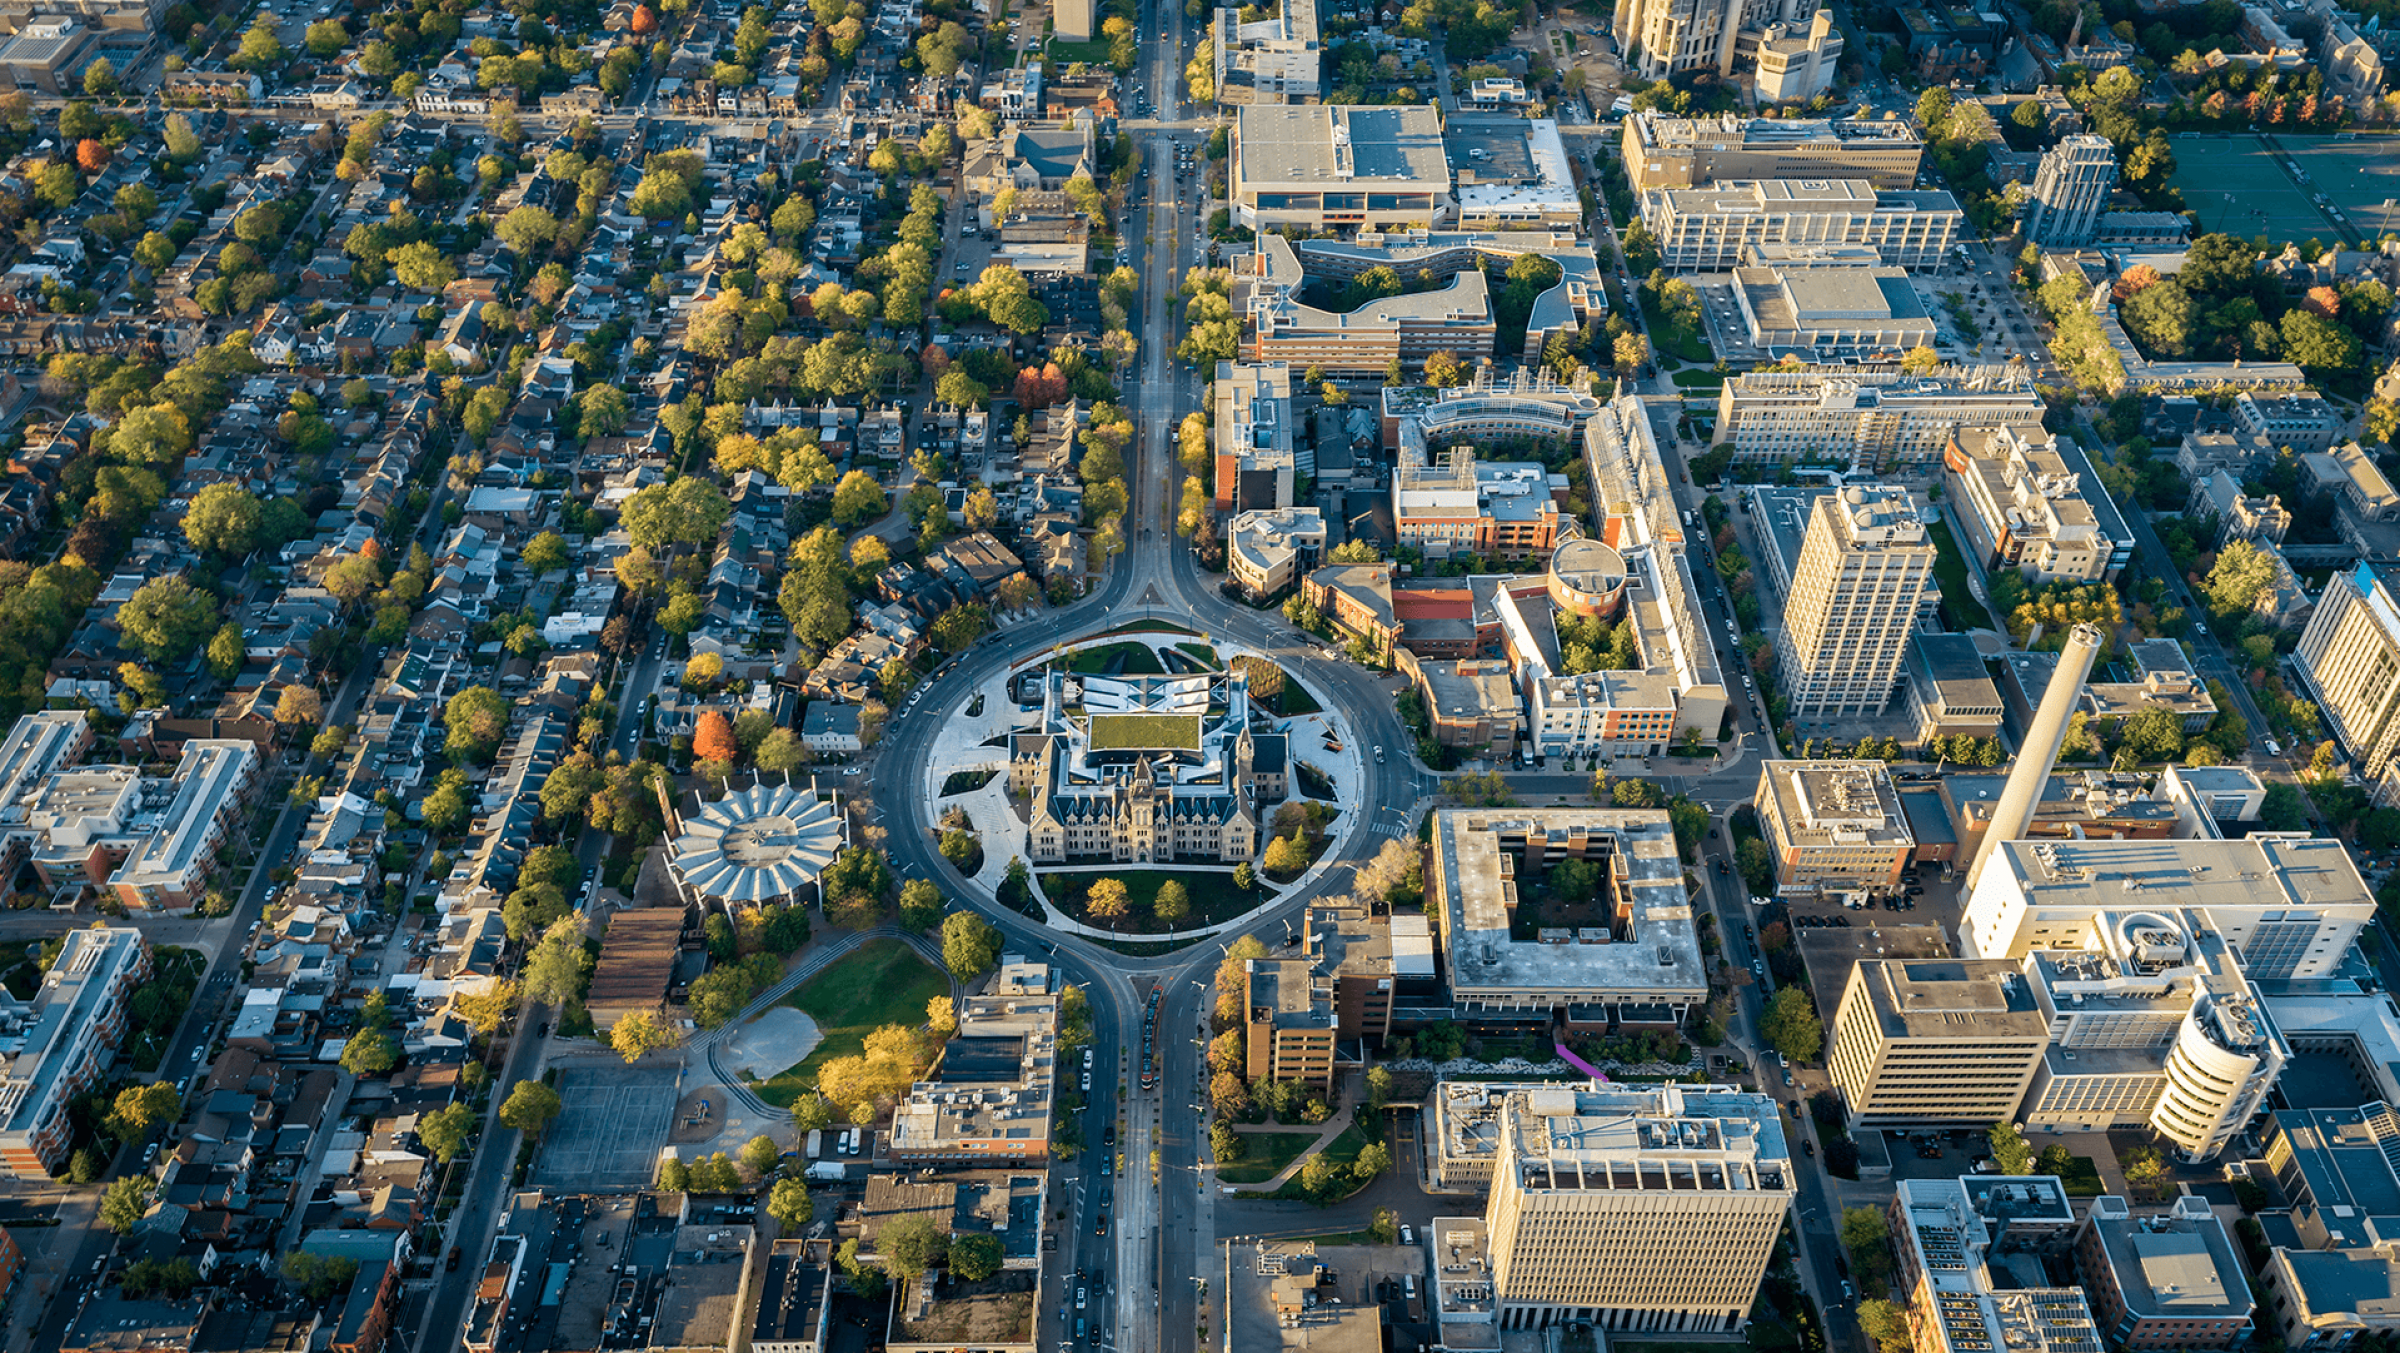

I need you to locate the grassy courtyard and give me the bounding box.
[1215,1131,1321,1184]
[750,939,950,1107]
[1067,642,1165,675]
[1040,869,1260,933]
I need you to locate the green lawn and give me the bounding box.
[1925,516,1983,629]
[1068,642,1165,675]
[1089,713,1201,751]
[1216,1131,1321,1183]
[1278,670,1322,714]
[1040,869,1261,933]
[1639,292,1713,364]
[1669,368,1724,389]
[1258,1125,1375,1199]
[1174,642,1221,669]
[1045,36,1113,64]
[749,939,950,1107]
[2057,1155,2106,1197]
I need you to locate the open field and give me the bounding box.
[748,939,949,1107]
[2169,133,2400,246]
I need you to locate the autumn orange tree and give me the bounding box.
[630,3,659,32]
[75,139,107,173]
[693,709,739,764]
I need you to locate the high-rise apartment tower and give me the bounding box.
[1775,485,1934,718]
[2023,135,2117,247]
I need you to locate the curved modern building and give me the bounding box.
[666,779,847,906]
[1546,537,1627,618]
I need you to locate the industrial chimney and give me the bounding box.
[1964,623,2105,892]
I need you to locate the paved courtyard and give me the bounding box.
[532,1065,682,1191]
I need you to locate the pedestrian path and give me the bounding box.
[696,923,950,1120]
[1230,1105,1359,1193]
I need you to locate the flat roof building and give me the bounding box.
[1210,0,1319,105]
[1236,230,1603,374]
[1230,104,1450,233]
[1483,1083,1793,1332]
[888,963,1057,1164]
[1754,760,1914,897]
[1731,265,1936,357]
[2017,910,2287,1162]
[1904,632,2005,743]
[1446,116,1583,232]
[2296,563,2400,786]
[1829,959,2049,1127]
[1227,506,1325,599]
[1213,360,1297,514]
[1226,1241,1393,1353]
[1428,808,1708,1022]
[1944,425,2119,586]
[1245,957,1334,1092]
[1642,179,1964,271]
[2074,1195,2253,1351]
[2258,1247,2400,1352]
[1713,363,2045,471]
[1776,485,1935,718]
[0,926,149,1176]
[1962,837,2374,984]
[1619,111,1923,193]
[1891,1176,2103,1353]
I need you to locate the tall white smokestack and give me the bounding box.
[1964,623,2105,892]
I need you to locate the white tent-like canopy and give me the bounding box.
[667,780,845,905]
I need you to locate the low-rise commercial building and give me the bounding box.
[2073,1195,2253,1351]
[1903,632,2004,743]
[1446,116,1583,231]
[1244,957,1334,1091]
[2258,1248,2400,1351]
[1230,104,1450,233]
[1890,1176,2103,1353]
[1619,111,1923,193]
[1428,808,1708,1023]
[1754,760,1914,897]
[1712,363,2045,471]
[2082,638,2217,735]
[889,962,1057,1164]
[1409,658,1523,758]
[1829,959,2049,1127]
[1642,179,1963,271]
[1226,506,1325,599]
[1731,265,1936,356]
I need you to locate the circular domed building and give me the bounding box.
[1546,537,1628,619]
[666,780,846,906]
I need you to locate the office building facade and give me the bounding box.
[2296,564,2400,783]
[2023,136,2117,248]
[1482,1084,1794,1332]
[1620,112,1923,193]
[1641,179,1964,270]
[1712,364,2046,470]
[1828,959,2050,1126]
[1775,486,1935,717]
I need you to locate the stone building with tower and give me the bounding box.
[1011,669,1286,864]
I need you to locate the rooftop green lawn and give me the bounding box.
[1087,713,1201,751]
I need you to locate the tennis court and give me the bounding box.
[2168,133,2400,246]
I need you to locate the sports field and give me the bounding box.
[2168,133,2400,246]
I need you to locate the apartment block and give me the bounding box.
[2023,136,2117,248]
[1712,364,2045,471]
[1210,0,1319,105]
[1753,760,1914,897]
[0,925,151,1176]
[1962,837,2375,984]
[1393,449,1564,561]
[1619,112,1923,193]
[1213,361,1297,513]
[1775,486,1935,718]
[1829,959,2049,1126]
[1482,1084,1794,1332]
[1427,809,1708,1022]
[1244,957,1335,1091]
[1230,104,1450,233]
[1890,1176,2103,1353]
[111,739,262,909]
[2017,911,2287,1162]
[1641,179,1963,271]
[2295,563,2400,783]
[886,962,1056,1164]
[2074,1195,2253,1350]
[1944,425,2115,584]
